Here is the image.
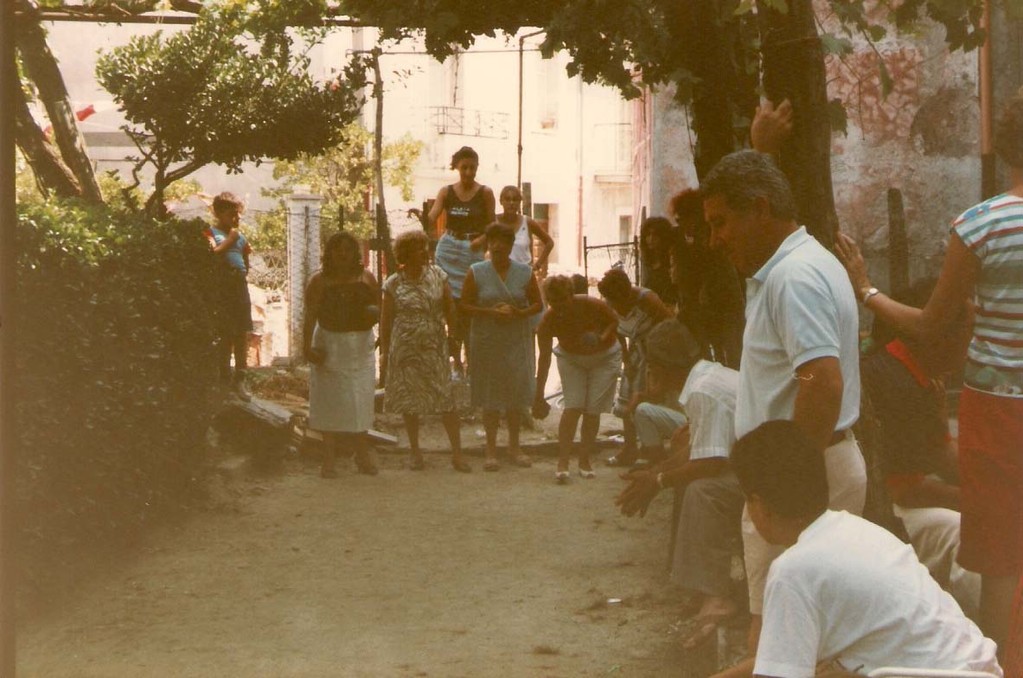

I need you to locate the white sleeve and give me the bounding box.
[685,392,733,461]
[770,264,841,370]
[754,577,821,678]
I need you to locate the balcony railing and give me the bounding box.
[429,106,510,139]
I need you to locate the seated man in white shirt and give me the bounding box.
[732,420,1000,678]
[616,320,745,648]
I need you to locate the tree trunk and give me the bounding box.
[15,7,103,203]
[14,82,81,199]
[757,0,838,246]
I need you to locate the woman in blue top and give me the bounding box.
[209,192,253,400]
[460,223,542,471]
[427,146,496,380]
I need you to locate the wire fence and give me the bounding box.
[583,236,640,285]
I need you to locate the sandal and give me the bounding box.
[554,470,570,484]
[451,458,472,473]
[483,458,500,472]
[508,453,532,468]
[578,468,596,479]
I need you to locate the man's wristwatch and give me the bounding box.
[861,286,880,305]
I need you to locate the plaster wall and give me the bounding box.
[644,15,983,291]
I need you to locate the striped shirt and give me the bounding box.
[952,193,1023,397]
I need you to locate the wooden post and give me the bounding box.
[887,188,909,294]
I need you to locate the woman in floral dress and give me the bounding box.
[380,230,470,472]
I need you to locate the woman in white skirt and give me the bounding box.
[304,232,379,478]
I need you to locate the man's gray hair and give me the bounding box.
[700,150,796,221]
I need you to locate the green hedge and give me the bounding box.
[15,200,224,590]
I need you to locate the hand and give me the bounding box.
[306,347,326,365]
[751,98,793,155]
[614,470,660,518]
[533,257,548,274]
[492,302,514,318]
[470,235,487,252]
[531,396,552,420]
[833,232,872,297]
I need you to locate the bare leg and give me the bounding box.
[352,433,378,475]
[482,411,499,464]
[579,412,601,472]
[558,408,583,473]
[320,432,338,478]
[403,414,423,469]
[981,572,1018,658]
[441,410,468,472]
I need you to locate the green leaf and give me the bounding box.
[828,98,848,136]
[820,33,854,56]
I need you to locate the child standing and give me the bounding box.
[209,192,253,401]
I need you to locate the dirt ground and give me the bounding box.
[17,398,734,678]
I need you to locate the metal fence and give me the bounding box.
[583,235,640,285]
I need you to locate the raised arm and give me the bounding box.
[528,217,555,271]
[835,232,979,350]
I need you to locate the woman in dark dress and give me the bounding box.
[304,232,379,478]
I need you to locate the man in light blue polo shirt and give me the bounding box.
[701,151,866,678]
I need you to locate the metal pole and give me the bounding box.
[517,35,524,189]
[0,0,19,672]
[980,0,997,199]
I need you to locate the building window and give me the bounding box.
[619,215,632,244]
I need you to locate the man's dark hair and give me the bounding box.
[450,145,479,169]
[570,274,589,295]
[700,150,796,221]
[731,420,828,519]
[597,267,632,300]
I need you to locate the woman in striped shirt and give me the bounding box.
[835,92,1023,659]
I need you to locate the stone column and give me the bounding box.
[287,187,322,360]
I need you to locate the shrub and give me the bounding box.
[14,200,225,595]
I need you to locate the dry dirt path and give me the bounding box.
[18,451,696,678]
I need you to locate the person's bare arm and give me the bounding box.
[378,289,395,385]
[442,280,458,335]
[212,227,240,253]
[792,356,843,451]
[890,477,961,511]
[303,274,325,364]
[518,273,543,317]
[637,289,675,322]
[427,186,448,230]
[482,186,496,225]
[750,98,793,156]
[616,456,728,518]
[835,232,979,351]
[528,217,554,271]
